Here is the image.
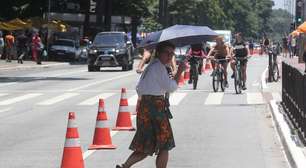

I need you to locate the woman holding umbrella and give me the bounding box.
[116,41,186,168]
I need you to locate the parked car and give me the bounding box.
[48,39,81,61]
[87,32,134,71]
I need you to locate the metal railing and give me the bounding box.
[282,62,306,142]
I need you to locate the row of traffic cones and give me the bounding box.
[178,60,213,87]
[61,88,135,168]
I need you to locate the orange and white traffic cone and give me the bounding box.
[89,99,116,150]
[204,60,212,74]
[178,72,185,87]
[184,65,190,81]
[113,88,135,131]
[61,112,84,168]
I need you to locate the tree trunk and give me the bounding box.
[83,0,90,36]
[104,0,112,31]
[96,0,104,32]
[131,16,139,47]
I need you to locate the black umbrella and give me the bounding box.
[139,25,218,49]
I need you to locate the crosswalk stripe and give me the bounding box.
[170,93,187,105]
[128,94,139,106]
[78,93,116,105]
[37,93,79,105]
[247,93,265,104]
[0,93,42,105]
[0,93,8,97]
[204,93,224,105]
[272,92,282,101]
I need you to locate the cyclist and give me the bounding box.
[263,35,270,53]
[186,43,206,83]
[207,36,230,87]
[230,33,249,90]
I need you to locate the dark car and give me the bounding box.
[48,39,81,61]
[87,32,134,71]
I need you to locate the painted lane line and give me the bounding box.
[0,93,9,97]
[0,93,42,105]
[37,93,79,105]
[204,93,224,105]
[78,93,116,105]
[0,107,12,113]
[272,92,282,101]
[67,72,134,91]
[128,94,139,106]
[246,92,265,104]
[170,92,187,105]
[0,82,18,87]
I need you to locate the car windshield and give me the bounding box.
[93,34,125,45]
[53,40,74,47]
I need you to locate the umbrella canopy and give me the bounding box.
[139,25,218,49]
[297,21,306,33]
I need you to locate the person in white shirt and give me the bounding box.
[117,41,186,168]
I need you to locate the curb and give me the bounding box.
[269,100,306,168]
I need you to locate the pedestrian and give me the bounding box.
[282,35,288,57]
[31,33,42,64]
[248,40,254,55]
[116,41,186,168]
[290,36,296,58]
[0,31,4,59]
[5,31,15,62]
[303,42,306,73]
[16,32,28,64]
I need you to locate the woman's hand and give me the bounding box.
[136,68,143,74]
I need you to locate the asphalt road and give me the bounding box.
[0,57,289,168]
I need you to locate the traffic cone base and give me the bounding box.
[113,126,136,131]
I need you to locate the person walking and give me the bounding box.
[116,41,186,168]
[5,31,15,62]
[16,33,28,64]
[0,31,4,59]
[31,33,42,64]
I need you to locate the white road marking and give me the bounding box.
[0,93,42,105]
[78,93,115,105]
[67,73,134,91]
[0,93,8,97]
[204,93,224,105]
[128,94,139,106]
[170,93,187,105]
[0,82,18,87]
[272,92,282,101]
[37,93,79,105]
[247,93,265,104]
[0,107,12,113]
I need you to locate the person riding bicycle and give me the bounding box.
[207,36,230,88]
[263,35,270,54]
[230,33,249,90]
[186,43,206,83]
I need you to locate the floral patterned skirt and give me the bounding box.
[129,95,175,155]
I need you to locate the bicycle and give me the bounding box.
[210,58,229,92]
[188,55,202,90]
[233,57,249,94]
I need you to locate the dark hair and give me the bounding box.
[156,41,175,56]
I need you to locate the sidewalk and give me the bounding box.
[262,55,306,168]
[0,60,69,71]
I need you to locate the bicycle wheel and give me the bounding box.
[272,63,279,82]
[234,69,242,94]
[212,70,219,92]
[220,69,225,92]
